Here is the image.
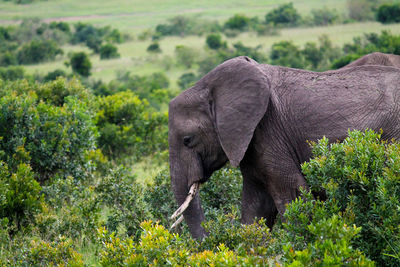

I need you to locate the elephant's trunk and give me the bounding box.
[170,152,207,239]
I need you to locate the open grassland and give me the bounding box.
[24,22,400,84]
[1,0,348,31]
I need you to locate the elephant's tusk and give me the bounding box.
[170,182,199,220]
[170,215,184,229]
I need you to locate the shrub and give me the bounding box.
[302,130,400,265]
[99,43,120,59]
[178,72,197,89]
[96,91,168,159]
[224,14,250,31]
[0,51,17,67]
[17,40,63,64]
[96,166,151,238]
[0,66,25,81]
[146,42,161,53]
[265,2,301,26]
[0,86,97,182]
[25,237,83,266]
[376,3,400,24]
[49,21,71,34]
[270,40,305,68]
[331,53,361,69]
[143,171,176,227]
[279,191,374,266]
[311,8,339,26]
[0,162,44,231]
[70,51,92,77]
[43,69,67,82]
[206,33,226,50]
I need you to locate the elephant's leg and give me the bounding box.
[241,169,278,228]
[265,161,308,217]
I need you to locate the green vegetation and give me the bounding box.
[1,0,400,265]
[377,3,400,24]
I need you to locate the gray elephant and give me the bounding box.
[168,56,400,239]
[343,52,400,68]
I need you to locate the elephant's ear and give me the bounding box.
[209,57,271,167]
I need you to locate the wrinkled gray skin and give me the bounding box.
[343,52,400,68]
[169,56,400,239]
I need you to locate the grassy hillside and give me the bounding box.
[1,0,348,30]
[3,0,399,84]
[23,22,400,83]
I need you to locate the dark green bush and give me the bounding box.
[178,72,197,89]
[224,14,250,31]
[0,84,97,182]
[146,42,161,53]
[17,40,63,64]
[376,3,400,24]
[0,51,17,67]
[70,51,92,77]
[331,53,361,69]
[99,43,120,59]
[265,2,301,26]
[43,69,67,82]
[302,130,400,265]
[270,40,305,68]
[206,33,226,50]
[0,66,25,81]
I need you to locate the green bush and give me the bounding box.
[99,43,120,59]
[0,162,44,231]
[279,190,374,266]
[43,69,67,82]
[224,14,250,31]
[0,66,25,81]
[146,42,161,53]
[206,33,226,50]
[70,51,92,77]
[96,91,168,160]
[17,40,63,64]
[270,40,305,68]
[0,51,17,67]
[177,72,197,89]
[302,130,400,265]
[265,2,301,26]
[107,71,170,101]
[376,3,400,24]
[331,53,361,69]
[96,166,152,239]
[311,7,339,26]
[25,237,84,266]
[0,84,97,182]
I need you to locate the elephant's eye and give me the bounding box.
[183,135,194,147]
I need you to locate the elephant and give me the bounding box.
[168,56,400,239]
[343,52,400,68]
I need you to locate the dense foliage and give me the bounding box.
[1,1,400,264]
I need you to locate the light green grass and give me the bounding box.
[1,0,347,32]
[24,22,400,84]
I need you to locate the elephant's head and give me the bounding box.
[168,56,271,239]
